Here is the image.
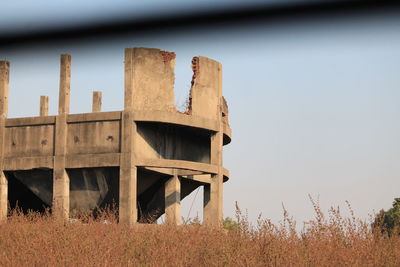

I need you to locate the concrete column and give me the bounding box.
[165,171,181,225]
[58,55,71,115]
[203,132,223,226]
[204,62,224,226]
[0,61,9,221]
[0,173,7,221]
[119,111,137,225]
[53,54,71,219]
[119,48,138,225]
[40,96,49,116]
[0,61,9,116]
[92,91,102,112]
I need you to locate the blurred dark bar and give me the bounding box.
[1,0,400,49]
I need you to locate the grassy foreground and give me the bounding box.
[0,204,399,267]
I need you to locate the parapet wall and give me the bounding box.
[124,47,228,121]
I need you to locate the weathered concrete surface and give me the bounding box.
[4,125,55,157]
[0,172,7,221]
[40,96,49,117]
[165,172,181,225]
[120,48,140,225]
[67,121,120,154]
[92,91,102,112]
[124,48,175,111]
[53,54,71,219]
[189,57,221,120]
[0,61,9,221]
[1,48,231,226]
[202,59,224,226]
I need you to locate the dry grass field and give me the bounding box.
[0,202,399,267]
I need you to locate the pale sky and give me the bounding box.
[1,1,400,226]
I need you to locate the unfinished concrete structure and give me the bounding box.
[0,48,231,225]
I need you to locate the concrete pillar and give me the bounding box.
[92,91,102,112]
[53,54,71,219]
[58,55,70,115]
[165,171,181,225]
[119,111,137,225]
[0,61,9,221]
[40,96,49,116]
[0,61,9,116]
[203,61,224,226]
[0,173,7,221]
[119,48,138,225]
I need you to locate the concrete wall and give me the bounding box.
[4,125,54,157]
[67,121,120,154]
[125,48,175,111]
[189,56,222,120]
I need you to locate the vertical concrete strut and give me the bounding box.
[40,96,49,116]
[53,54,71,219]
[92,91,102,112]
[165,170,181,225]
[199,59,223,226]
[119,48,138,225]
[0,61,9,221]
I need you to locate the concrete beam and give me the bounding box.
[165,171,181,225]
[6,116,56,127]
[185,174,212,184]
[92,91,102,112]
[0,61,9,221]
[40,96,49,116]
[136,158,218,174]
[53,54,71,219]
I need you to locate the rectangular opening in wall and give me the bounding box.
[67,167,119,218]
[6,169,53,214]
[137,122,211,163]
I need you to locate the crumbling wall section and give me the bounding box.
[125,48,175,111]
[187,56,222,120]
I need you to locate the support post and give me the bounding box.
[165,170,181,225]
[40,95,49,116]
[92,91,102,112]
[203,61,224,226]
[53,54,71,219]
[119,48,138,225]
[0,61,9,221]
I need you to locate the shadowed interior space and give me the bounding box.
[68,167,120,217]
[6,170,53,214]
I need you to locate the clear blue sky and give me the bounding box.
[1,1,400,226]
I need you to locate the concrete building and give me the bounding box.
[0,47,231,225]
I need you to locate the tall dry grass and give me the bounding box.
[0,200,399,267]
